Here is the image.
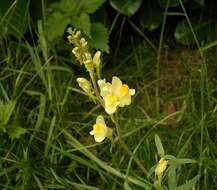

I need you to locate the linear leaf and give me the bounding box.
[155,134,165,157]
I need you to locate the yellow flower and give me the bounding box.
[98,76,135,114]
[155,158,168,176]
[111,76,135,107]
[76,78,93,97]
[89,115,113,142]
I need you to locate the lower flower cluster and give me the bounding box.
[98,76,135,114]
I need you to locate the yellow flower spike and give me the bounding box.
[90,115,113,142]
[93,51,102,79]
[155,158,168,176]
[67,28,96,74]
[76,78,93,98]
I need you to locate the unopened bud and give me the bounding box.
[93,51,101,66]
[83,53,94,72]
[72,47,79,55]
[80,38,88,48]
[76,78,93,97]
[93,51,101,78]
[74,30,81,39]
[155,158,168,176]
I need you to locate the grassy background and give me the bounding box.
[1,2,217,190]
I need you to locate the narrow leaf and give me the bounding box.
[170,158,197,166]
[45,116,56,157]
[0,100,16,125]
[7,0,29,38]
[155,134,165,157]
[124,182,133,190]
[168,166,177,190]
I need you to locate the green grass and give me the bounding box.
[1,3,217,190]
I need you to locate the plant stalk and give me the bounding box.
[89,71,104,106]
[113,114,148,176]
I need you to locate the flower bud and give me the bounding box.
[72,47,79,56]
[93,51,101,66]
[72,47,83,64]
[155,158,168,176]
[83,53,94,72]
[76,78,93,97]
[80,38,88,48]
[93,51,101,78]
[74,30,81,40]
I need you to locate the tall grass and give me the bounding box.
[1,1,217,189]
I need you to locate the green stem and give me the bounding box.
[89,71,104,106]
[156,175,163,190]
[113,113,148,176]
[156,0,169,113]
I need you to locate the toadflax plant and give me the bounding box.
[67,27,147,175]
[67,28,199,189]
